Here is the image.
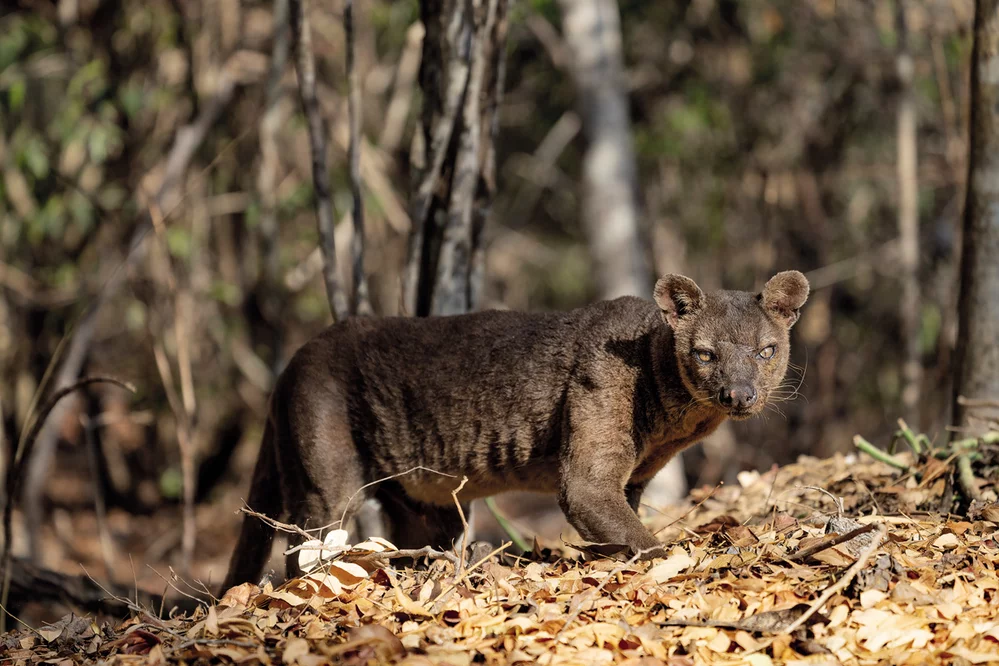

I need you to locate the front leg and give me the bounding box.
[558,436,665,560]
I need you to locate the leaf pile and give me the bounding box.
[5,440,999,665]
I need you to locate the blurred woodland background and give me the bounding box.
[0,0,994,621]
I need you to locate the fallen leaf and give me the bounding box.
[647,550,695,583]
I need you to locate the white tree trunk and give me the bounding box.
[557,0,685,503]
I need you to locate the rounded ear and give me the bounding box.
[654,274,704,328]
[760,270,810,327]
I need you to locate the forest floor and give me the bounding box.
[3,424,999,665]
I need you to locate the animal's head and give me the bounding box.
[653,271,809,420]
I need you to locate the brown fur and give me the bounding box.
[222,271,809,590]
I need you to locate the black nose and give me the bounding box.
[718,386,758,409]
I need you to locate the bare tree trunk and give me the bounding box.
[555,0,649,300]
[896,4,922,425]
[953,0,999,433]
[556,0,684,503]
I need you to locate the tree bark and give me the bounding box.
[555,0,649,300]
[406,0,508,316]
[953,1,999,434]
[896,4,922,424]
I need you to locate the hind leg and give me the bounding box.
[375,482,469,552]
[274,390,368,580]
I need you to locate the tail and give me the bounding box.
[220,417,281,594]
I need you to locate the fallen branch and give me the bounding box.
[0,557,161,620]
[780,523,888,635]
[787,523,878,563]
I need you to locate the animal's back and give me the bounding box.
[282,303,632,502]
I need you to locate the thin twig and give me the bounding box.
[450,476,470,576]
[957,397,999,409]
[240,504,313,542]
[290,0,348,321]
[150,336,197,575]
[653,482,721,537]
[81,414,116,577]
[379,23,424,152]
[146,565,211,610]
[258,0,291,331]
[80,565,168,628]
[344,0,372,316]
[431,540,510,614]
[781,523,888,634]
[148,201,198,575]
[895,2,922,422]
[334,465,457,534]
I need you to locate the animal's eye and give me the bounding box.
[759,345,776,360]
[694,349,715,363]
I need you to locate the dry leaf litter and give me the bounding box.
[4,427,999,665]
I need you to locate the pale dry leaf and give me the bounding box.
[282,636,311,665]
[647,550,695,583]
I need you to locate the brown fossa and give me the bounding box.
[222,271,809,590]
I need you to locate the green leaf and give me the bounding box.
[125,300,147,331]
[118,83,145,119]
[160,467,183,499]
[209,280,242,306]
[166,226,192,260]
[98,184,127,209]
[8,79,26,112]
[68,191,95,234]
[88,126,110,164]
[23,137,50,180]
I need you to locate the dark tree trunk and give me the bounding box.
[406,0,509,317]
[953,0,999,433]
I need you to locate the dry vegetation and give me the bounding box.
[4,420,999,664]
